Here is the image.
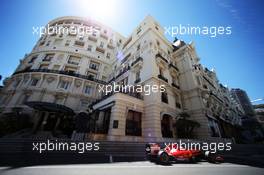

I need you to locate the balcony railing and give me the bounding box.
[67,60,79,65]
[13,68,107,85]
[171,83,180,89]
[131,57,143,67]
[134,78,141,84]
[203,76,216,89]
[169,63,179,72]
[109,66,130,82]
[158,74,168,83]
[156,53,168,63]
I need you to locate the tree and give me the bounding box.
[174,112,200,138]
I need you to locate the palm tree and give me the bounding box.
[174,112,200,138]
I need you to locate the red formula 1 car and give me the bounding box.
[145,143,224,164]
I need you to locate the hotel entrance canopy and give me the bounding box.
[25,101,75,116]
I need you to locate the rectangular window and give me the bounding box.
[137,44,141,51]
[87,45,92,51]
[65,40,71,46]
[106,52,111,59]
[99,41,104,48]
[196,76,201,86]
[161,92,168,104]
[43,54,55,62]
[59,80,70,90]
[125,110,142,136]
[89,62,99,70]
[31,78,39,86]
[113,120,118,129]
[175,95,181,108]
[68,55,81,65]
[84,85,93,94]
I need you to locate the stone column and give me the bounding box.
[40,112,49,131]
[53,115,62,133]
[107,100,126,140]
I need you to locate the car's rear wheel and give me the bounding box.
[189,156,197,163]
[158,151,170,164]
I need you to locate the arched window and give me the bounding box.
[161,89,168,104]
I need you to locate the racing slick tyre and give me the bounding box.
[157,151,170,165]
[189,156,197,163]
[205,151,224,164]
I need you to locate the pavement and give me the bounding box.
[0,161,263,175]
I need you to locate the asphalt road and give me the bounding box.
[0,161,263,175]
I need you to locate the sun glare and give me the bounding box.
[72,0,119,22]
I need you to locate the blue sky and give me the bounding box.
[0,0,263,104]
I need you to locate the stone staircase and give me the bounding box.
[0,138,147,166]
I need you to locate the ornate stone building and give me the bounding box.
[0,16,244,141]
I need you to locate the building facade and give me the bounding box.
[0,16,244,141]
[254,104,264,128]
[231,88,255,116]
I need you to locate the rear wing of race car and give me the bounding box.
[145,143,161,155]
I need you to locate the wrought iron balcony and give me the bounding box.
[156,53,168,63]
[171,83,180,89]
[13,68,107,85]
[131,57,143,67]
[108,66,130,82]
[158,74,168,83]
[169,63,179,72]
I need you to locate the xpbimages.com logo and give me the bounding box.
[164,140,232,153]
[164,24,232,38]
[98,82,166,96]
[32,24,102,37]
[32,140,100,153]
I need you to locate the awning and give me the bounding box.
[25,101,75,115]
[98,102,115,111]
